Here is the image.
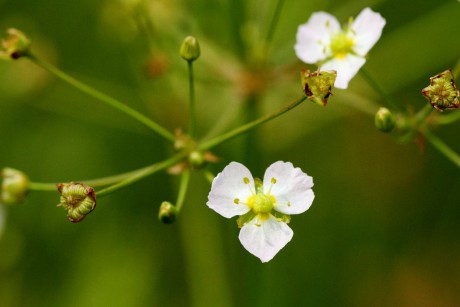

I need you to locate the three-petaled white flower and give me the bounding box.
[207,161,314,262]
[294,7,386,89]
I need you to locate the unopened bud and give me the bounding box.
[188,150,206,170]
[374,107,396,132]
[57,182,96,223]
[180,36,200,62]
[422,69,459,112]
[301,69,337,106]
[1,168,29,205]
[158,201,177,224]
[0,28,31,60]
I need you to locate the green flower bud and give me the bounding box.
[57,182,96,223]
[158,201,177,224]
[1,168,29,205]
[301,69,337,106]
[422,69,459,112]
[374,107,396,132]
[188,150,206,170]
[0,28,31,60]
[180,36,200,62]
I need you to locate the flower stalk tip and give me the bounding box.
[374,107,396,132]
[180,36,200,62]
[422,69,459,112]
[57,182,96,223]
[158,201,177,224]
[1,168,29,205]
[0,28,31,60]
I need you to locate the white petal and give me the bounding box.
[294,12,341,63]
[239,215,293,263]
[351,7,386,56]
[206,162,253,218]
[321,54,366,89]
[263,161,314,215]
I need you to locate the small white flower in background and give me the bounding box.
[207,161,314,262]
[294,7,386,89]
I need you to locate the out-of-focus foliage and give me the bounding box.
[0,0,459,306]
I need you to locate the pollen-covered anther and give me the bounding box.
[57,182,96,223]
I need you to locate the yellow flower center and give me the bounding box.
[247,193,276,214]
[330,31,354,59]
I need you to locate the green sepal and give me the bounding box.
[272,211,291,224]
[237,211,256,228]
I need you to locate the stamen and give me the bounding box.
[243,177,255,195]
[234,198,240,204]
[267,177,277,195]
[243,177,250,184]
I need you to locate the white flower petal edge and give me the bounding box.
[294,12,340,63]
[351,8,386,57]
[321,54,366,89]
[239,215,293,263]
[263,161,314,215]
[206,162,252,218]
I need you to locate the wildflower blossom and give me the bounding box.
[295,7,386,89]
[207,161,314,262]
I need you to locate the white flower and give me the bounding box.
[294,7,386,89]
[206,161,314,262]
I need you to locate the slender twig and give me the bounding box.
[175,170,191,213]
[360,68,401,111]
[26,53,176,143]
[188,61,197,138]
[423,129,460,168]
[198,96,307,151]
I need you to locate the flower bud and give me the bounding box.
[188,150,206,170]
[158,201,177,224]
[374,107,396,132]
[57,182,96,223]
[301,69,337,106]
[422,69,459,112]
[0,28,31,60]
[1,168,29,205]
[180,36,200,62]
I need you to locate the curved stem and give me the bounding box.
[188,61,197,138]
[436,111,460,125]
[199,95,307,151]
[360,68,401,111]
[26,53,176,143]
[97,152,187,197]
[175,170,191,213]
[422,129,460,168]
[265,0,285,46]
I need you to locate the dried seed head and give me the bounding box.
[422,69,459,112]
[301,69,337,106]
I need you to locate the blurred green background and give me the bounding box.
[1,0,460,306]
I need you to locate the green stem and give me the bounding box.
[28,167,148,191]
[175,170,191,213]
[423,129,460,168]
[396,104,433,143]
[97,152,187,197]
[199,95,307,151]
[203,170,215,184]
[360,68,401,111]
[436,111,460,125]
[188,61,197,138]
[265,0,285,46]
[26,53,176,143]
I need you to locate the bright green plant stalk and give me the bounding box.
[265,0,285,46]
[26,53,176,143]
[199,95,307,151]
[175,170,191,213]
[28,95,307,196]
[97,153,187,197]
[188,61,197,138]
[422,129,460,168]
